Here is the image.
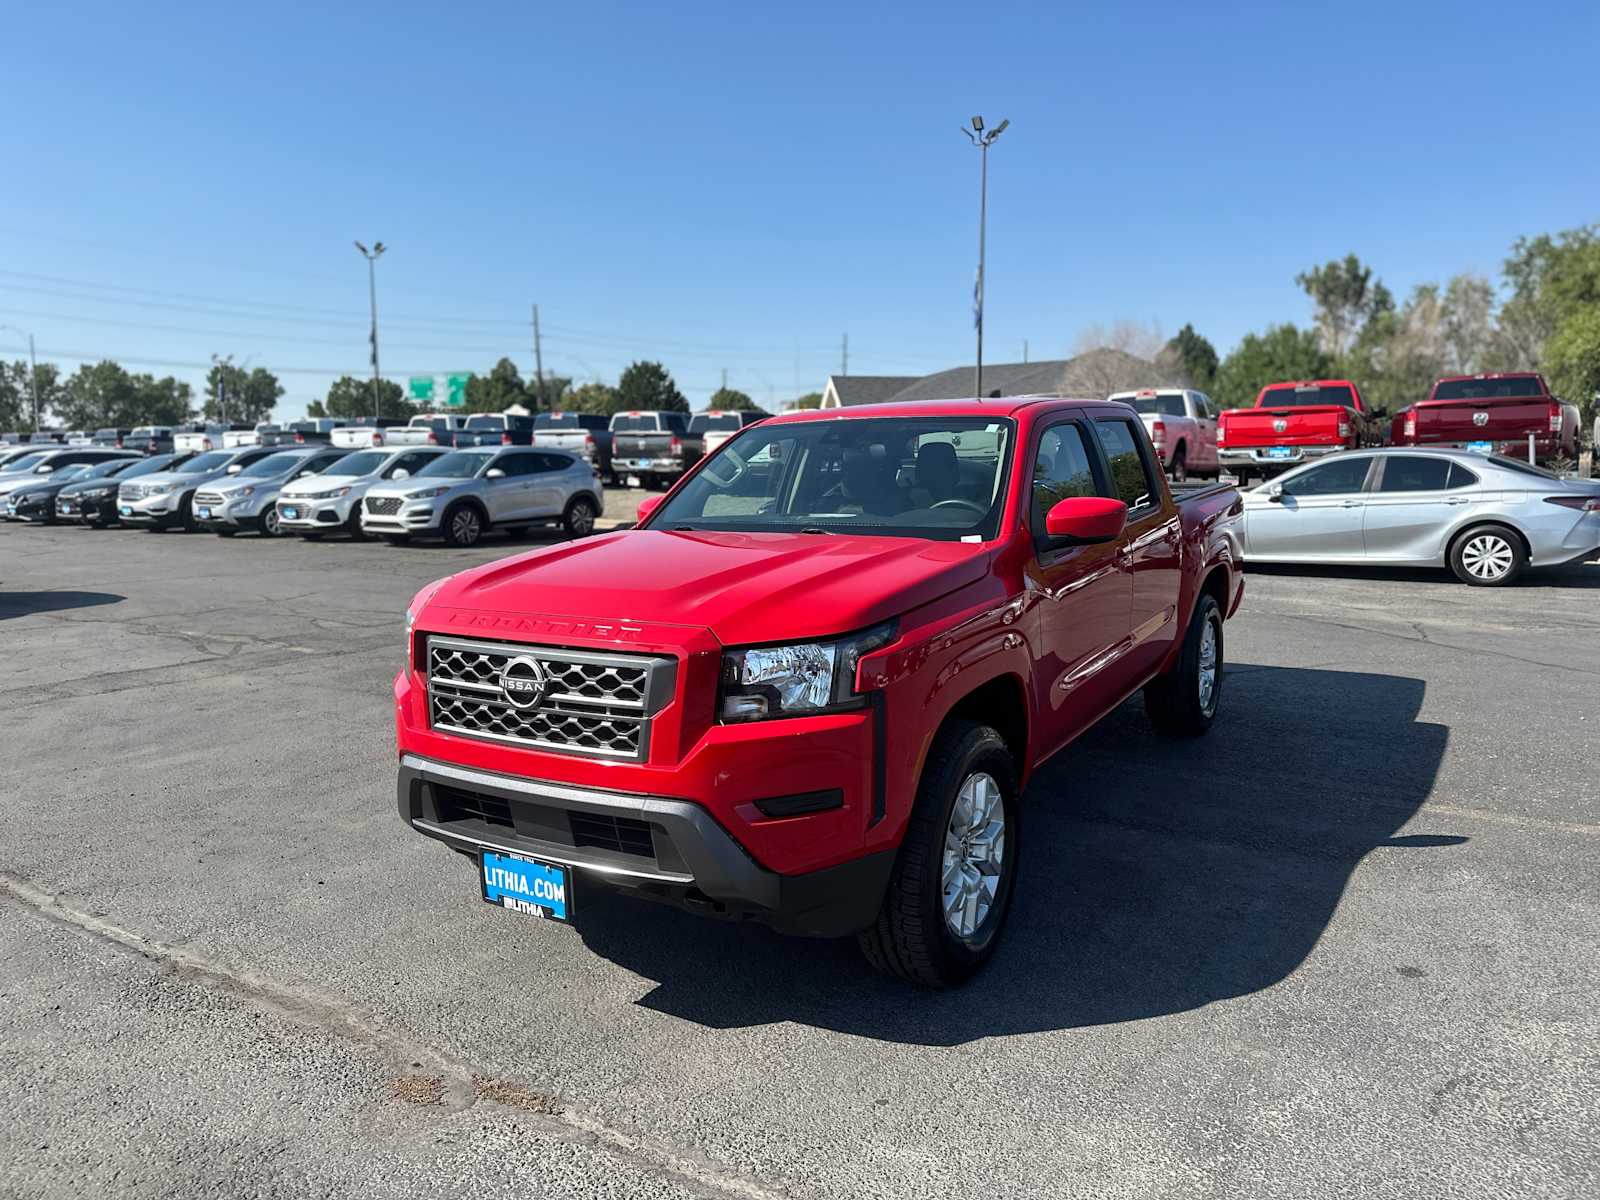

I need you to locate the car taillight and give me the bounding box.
[372,433,384,446]
[1545,496,1600,512]
[1150,420,1166,443]
[294,433,306,443]
[1549,403,1562,432]
[1338,420,1351,439]
[115,439,124,448]
[670,435,682,452]
[1403,412,1416,438]
[584,434,595,451]
[501,432,512,445]
[427,432,438,445]
[1216,423,1226,445]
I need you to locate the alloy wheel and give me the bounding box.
[941,771,1006,940]
[1460,533,1514,581]
[1198,614,1219,715]
[451,508,481,545]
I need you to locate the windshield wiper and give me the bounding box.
[798,527,835,535]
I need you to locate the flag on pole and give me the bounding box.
[972,265,983,330]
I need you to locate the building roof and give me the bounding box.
[822,375,919,408]
[882,359,1074,403]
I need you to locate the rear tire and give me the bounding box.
[344,508,367,541]
[177,493,196,532]
[1169,445,1188,483]
[563,495,598,538]
[1449,524,1526,586]
[1144,593,1223,737]
[441,502,486,548]
[857,720,1019,988]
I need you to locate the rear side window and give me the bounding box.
[1031,423,1099,544]
[1446,462,1479,489]
[533,452,576,472]
[1379,457,1452,492]
[495,453,540,477]
[1281,456,1372,497]
[1091,418,1161,511]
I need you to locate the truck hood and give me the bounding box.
[426,529,993,646]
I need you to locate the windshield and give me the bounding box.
[1260,385,1355,408]
[1486,454,1561,480]
[465,415,504,430]
[325,450,388,476]
[237,452,304,477]
[1128,395,1185,416]
[179,451,231,473]
[1433,376,1545,401]
[2,452,48,473]
[651,416,1015,541]
[414,450,495,478]
[690,414,744,433]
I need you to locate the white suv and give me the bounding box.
[276,446,448,538]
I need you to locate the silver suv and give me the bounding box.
[359,446,602,546]
[117,446,283,531]
[192,446,351,537]
[276,446,449,539]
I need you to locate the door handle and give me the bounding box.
[1341,499,1362,508]
[1444,497,1469,505]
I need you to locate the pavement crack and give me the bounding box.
[0,871,796,1200]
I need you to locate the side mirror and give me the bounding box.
[636,494,664,524]
[1266,482,1285,502]
[226,464,243,474]
[1045,496,1127,544]
[36,464,54,473]
[390,468,410,480]
[485,467,506,479]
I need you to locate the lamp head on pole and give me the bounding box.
[970,115,984,131]
[354,241,368,256]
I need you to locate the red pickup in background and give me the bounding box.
[1389,372,1579,464]
[1216,380,1385,485]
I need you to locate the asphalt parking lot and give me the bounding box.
[2,519,1597,1199]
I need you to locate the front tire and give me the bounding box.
[258,507,285,537]
[441,502,485,548]
[563,495,598,538]
[1144,593,1223,736]
[1449,524,1526,586]
[857,720,1019,988]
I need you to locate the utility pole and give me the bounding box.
[210,353,232,422]
[532,304,546,411]
[721,367,728,392]
[841,333,848,377]
[0,325,40,430]
[354,241,386,417]
[1023,339,1029,363]
[962,115,1009,399]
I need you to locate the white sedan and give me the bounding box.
[1239,448,1600,585]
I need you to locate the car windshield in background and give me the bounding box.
[177,451,231,473]
[328,450,389,476]
[237,453,302,478]
[1261,386,1356,407]
[413,450,494,479]
[129,427,164,439]
[652,416,1014,541]
[1485,455,1561,480]
[611,416,658,432]
[121,456,175,478]
[464,416,505,430]
[46,465,93,483]
[1129,395,1185,416]
[1432,377,1545,401]
[82,459,130,478]
[690,414,745,432]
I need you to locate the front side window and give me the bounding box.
[1091,418,1160,511]
[652,416,1014,541]
[1280,456,1372,497]
[1031,423,1100,545]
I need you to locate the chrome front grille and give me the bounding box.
[194,491,226,506]
[366,496,403,516]
[425,635,674,760]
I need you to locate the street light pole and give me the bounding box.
[0,324,41,430]
[354,241,387,418]
[210,353,232,423]
[962,116,1008,400]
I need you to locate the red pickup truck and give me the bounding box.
[1389,372,1579,464]
[1217,379,1384,485]
[395,398,1244,986]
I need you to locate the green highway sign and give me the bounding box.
[446,373,469,408]
[408,375,435,402]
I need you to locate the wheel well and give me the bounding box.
[1200,563,1231,614]
[443,496,488,521]
[1448,520,1530,561]
[565,491,600,513]
[942,675,1028,770]
[1172,439,1187,457]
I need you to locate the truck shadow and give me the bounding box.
[1247,560,1600,589]
[0,590,125,620]
[571,663,1457,1045]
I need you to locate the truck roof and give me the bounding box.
[1258,379,1359,391]
[1432,371,1543,384]
[769,395,1099,424]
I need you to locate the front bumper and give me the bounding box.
[1218,444,1347,468]
[616,457,685,475]
[361,497,442,534]
[277,493,355,531]
[115,490,184,523]
[4,494,51,521]
[399,754,894,937]
[56,492,114,523]
[194,493,270,529]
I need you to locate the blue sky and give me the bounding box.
[3,0,1597,420]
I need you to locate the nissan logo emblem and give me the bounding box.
[498,655,547,709]
[1272,418,1288,433]
[1472,411,1490,427]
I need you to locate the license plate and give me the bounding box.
[480,850,572,922]
[1466,441,1493,455]
[196,506,212,519]
[119,505,133,516]
[281,506,299,519]
[626,474,642,487]
[1266,446,1295,460]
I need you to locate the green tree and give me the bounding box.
[564,381,619,415]
[1545,307,1600,433]
[308,376,410,419]
[1213,324,1333,409]
[1492,226,1600,370]
[791,391,823,410]
[615,361,687,413]
[1162,324,1219,389]
[202,364,284,423]
[0,359,62,430]
[527,373,573,410]
[706,386,762,413]
[57,361,194,428]
[464,357,530,412]
[1296,254,1394,363]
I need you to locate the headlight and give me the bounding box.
[409,486,452,500]
[233,485,257,497]
[405,578,449,659]
[145,483,173,495]
[720,623,896,722]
